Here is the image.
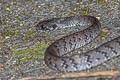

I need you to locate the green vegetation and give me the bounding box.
[11,43,48,62]
[97,29,110,40]
[97,0,108,5]
[80,7,90,15]
[1,30,17,38]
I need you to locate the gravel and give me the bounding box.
[0,0,120,80]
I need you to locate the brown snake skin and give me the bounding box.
[35,15,120,72]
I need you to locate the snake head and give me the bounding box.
[35,19,58,31]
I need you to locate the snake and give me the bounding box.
[35,15,120,72]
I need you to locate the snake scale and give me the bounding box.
[35,15,120,72]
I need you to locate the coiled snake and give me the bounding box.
[35,15,120,72]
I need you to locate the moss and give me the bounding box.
[1,30,17,38]
[97,0,108,5]
[80,7,89,15]
[11,43,48,62]
[69,7,94,15]
[97,29,109,40]
[26,30,36,35]
[80,7,96,15]
[23,30,36,40]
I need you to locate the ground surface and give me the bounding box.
[0,0,120,80]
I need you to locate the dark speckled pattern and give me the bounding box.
[36,15,120,72]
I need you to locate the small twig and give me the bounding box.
[19,70,120,80]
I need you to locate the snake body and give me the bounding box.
[35,15,120,72]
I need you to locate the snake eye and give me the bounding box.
[36,23,48,31]
[52,24,57,30]
[35,22,57,31]
[40,24,49,30]
[41,24,57,31]
[35,23,43,30]
[40,24,44,30]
